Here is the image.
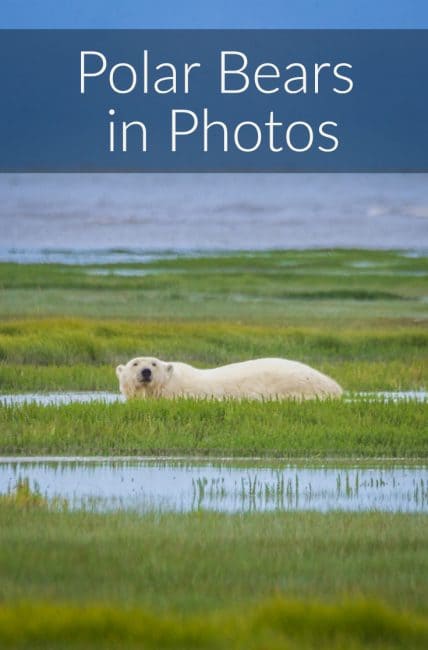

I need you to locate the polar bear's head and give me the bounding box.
[116,356,174,398]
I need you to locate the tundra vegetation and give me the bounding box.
[0,249,427,647]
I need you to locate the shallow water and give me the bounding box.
[0,459,426,513]
[0,390,426,407]
[352,391,428,402]
[0,392,124,406]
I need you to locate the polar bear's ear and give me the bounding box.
[166,363,174,377]
[116,364,125,378]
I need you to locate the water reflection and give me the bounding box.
[0,459,426,514]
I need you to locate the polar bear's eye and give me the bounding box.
[152,362,157,367]
[132,362,138,367]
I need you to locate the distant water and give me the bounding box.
[0,174,427,255]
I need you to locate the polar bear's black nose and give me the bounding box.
[141,367,152,381]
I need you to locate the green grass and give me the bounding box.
[1,319,427,365]
[0,249,426,396]
[0,364,113,393]
[0,249,427,324]
[0,249,427,646]
[0,359,425,393]
[1,398,426,457]
[0,318,426,393]
[0,599,427,649]
[4,288,426,324]
[1,478,427,648]
[0,505,427,615]
[0,249,426,395]
[0,249,426,457]
[1,249,427,296]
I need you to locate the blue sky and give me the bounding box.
[2,1,428,28]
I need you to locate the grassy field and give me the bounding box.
[0,398,426,456]
[0,249,427,324]
[0,249,427,456]
[0,320,426,392]
[1,600,427,649]
[0,248,427,646]
[5,502,425,612]
[0,497,427,648]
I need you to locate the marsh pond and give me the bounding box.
[0,458,426,514]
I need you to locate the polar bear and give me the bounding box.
[116,356,342,401]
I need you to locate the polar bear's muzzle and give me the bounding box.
[140,367,153,383]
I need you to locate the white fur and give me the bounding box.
[116,356,343,401]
